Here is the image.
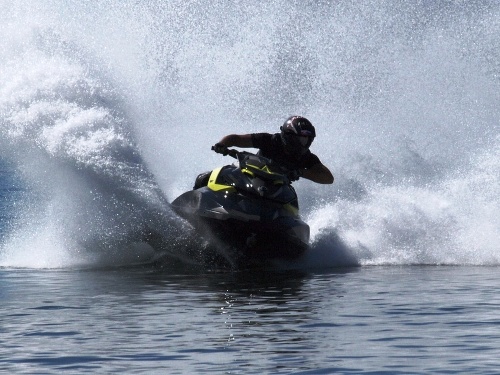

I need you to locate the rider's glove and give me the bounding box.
[288,169,303,182]
[212,143,228,155]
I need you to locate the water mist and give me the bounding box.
[0,1,498,268]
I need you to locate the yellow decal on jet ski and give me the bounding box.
[284,203,299,216]
[241,168,255,178]
[245,163,285,184]
[207,167,236,192]
[247,163,276,175]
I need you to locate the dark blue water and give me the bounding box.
[2,266,500,374]
[1,1,499,373]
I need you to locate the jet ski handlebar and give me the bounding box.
[225,148,239,159]
[212,145,292,182]
[211,144,239,159]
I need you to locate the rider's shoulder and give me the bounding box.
[251,132,274,145]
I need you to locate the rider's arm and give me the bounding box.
[300,163,334,184]
[218,134,253,148]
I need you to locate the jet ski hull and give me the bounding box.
[171,187,310,262]
[171,151,311,266]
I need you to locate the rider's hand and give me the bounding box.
[212,143,228,155]
[288,169,303,182]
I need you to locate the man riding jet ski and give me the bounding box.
[211,115,333,185]
[171,116,333,264]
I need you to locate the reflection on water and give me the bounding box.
[2,265,500,374]
[0,265,355,373]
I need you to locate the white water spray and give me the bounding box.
[0,1,498,268]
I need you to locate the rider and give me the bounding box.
[212,116,334,184]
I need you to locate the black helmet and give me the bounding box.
[280,116,316,155]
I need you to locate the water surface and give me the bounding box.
[2,265,500,373]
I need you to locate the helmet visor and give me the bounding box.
[296,130,314,146]
[283,131,314,152]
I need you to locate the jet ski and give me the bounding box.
[171,147,310,265]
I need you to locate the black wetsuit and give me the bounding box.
[194,133,321,189]
[251,133,320,172]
